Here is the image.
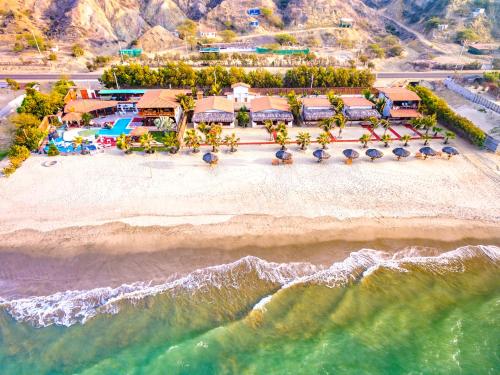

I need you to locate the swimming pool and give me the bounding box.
[98,118,132,137]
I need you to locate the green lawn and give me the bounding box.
[0,150,8,161]
[150,131,165,143]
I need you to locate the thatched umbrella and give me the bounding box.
[419,146,437,159]
[365,148,383,161]
[392,147,410,160]
[203,152,218,165]
[313,149,331,162]
[276,150,292,161]
[343,149,360,161]
[442,146,459,159]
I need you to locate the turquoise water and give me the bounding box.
[0,246,498,374]
[97,118,132,136]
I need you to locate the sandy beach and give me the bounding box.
[0,137,499,297]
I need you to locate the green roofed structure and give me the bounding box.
[98,89,146,101]
[119,48,142,57]
[256,47,310,55]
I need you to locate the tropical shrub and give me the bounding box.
[410,86,486,146]
[47,143,60,156]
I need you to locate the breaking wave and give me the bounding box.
[1,245,498,328]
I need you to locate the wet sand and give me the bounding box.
[1,215,498,298]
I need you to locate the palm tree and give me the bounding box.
[287,91,302,125]
[140,132,155,153]
[263,120,276,141]
[333,113,347,138]
[432,126,443,137]
[422,134,432,146]
[380,134,392,147]
[375,98,386,114]
[116,133,132,154]
[296,131,311,150]
[223,133,240,152]
[400,134,411,147]
[380,119,391,135]
[184,129,202,153]
[163,132,180,153]
[197,122,211,136]
[176,94,195,112]
[443,131,456,144]
[81,112,93,127]
[359,133,371,148]
[206,124,223,152]
[319,117,335,133]
[327,91,344,112]
[72,136,86,154]
[368,116,379,129]
[276,121,287,134]
[276,131,290,150]
[317,132,331,149]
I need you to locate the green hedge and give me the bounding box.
[410,86,486,147]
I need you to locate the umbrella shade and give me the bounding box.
[366,148,383,159]
[203,152,218,164]
[276,150,292,160]
[313,149,331,160]
[392,147,410,158]
[442,146,459,156]
[419,147,437,156]
[130,126,149,137]
[343,149,360,159]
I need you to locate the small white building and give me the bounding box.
[437,24,448,31]
[226,82,259,106]
[198,27,217,39]
[472,8,485,18]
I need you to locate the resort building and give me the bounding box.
[342,96,381,123]
[136,89,187,127]
[62,99,118,124]
[192,96,235,128]
[250,97,293,128]
[377,87,421,122]
[301,97,335,126]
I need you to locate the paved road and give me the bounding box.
[0,71,485,81]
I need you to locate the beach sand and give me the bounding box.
[0,137,499,298]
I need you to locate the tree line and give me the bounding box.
[100,63,375,90]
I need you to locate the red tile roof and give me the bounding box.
[136,90,187,109]
[341,96,374,107]
[390,109,422,118]
[377,87,421,102]
[194,96,234,113]
[301,97,331,108]
[251,97,290,112]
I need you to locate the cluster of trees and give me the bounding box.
[283,66,375,88]
[12,32,49,53]
[2,79,73,176]
[411,86,485,146]
[101,63,371,90]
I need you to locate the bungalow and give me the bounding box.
[250,97,293,128]
[342,96,380,122]
[226,82,259,107]
[377,87,421,123]
[301,97,335,125]
[192,96,235,128]
[62,99,118,124]
[136,89,187,127]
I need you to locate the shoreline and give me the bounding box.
[0,215,498,298]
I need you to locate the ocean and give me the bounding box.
[0,245,499,374]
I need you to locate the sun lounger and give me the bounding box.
[284,159,293,165]
[415,152,423,159]
[345,158,353,165]
[272,159,280,165]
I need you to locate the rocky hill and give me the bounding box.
[0,0,498,48]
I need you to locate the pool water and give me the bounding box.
[97,118,132,137]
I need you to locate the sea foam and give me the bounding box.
[1,245,498,328]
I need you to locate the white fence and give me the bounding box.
[444,78,500,114]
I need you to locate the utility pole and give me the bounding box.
[118,41,124,64]
[30,29,42,59]
[454,39,467,76]
[113,70,120,89]
[310,73,314,89]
